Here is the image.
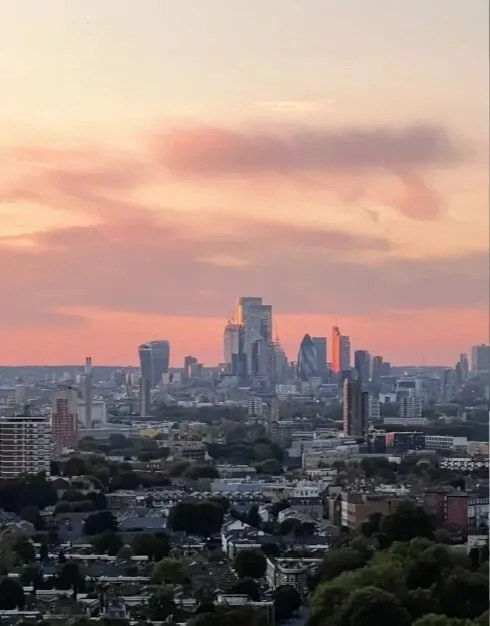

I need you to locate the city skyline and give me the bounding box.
[0,0,488,366]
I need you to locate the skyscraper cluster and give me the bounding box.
[223,297,287,384]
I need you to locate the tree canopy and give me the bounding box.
[308,536,489,626]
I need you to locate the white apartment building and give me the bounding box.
[424,435,468,451]
[0,415,51,478]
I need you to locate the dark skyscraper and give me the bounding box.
[138,343,152,416]
[312,336,327,379]
[297,334,318,381]
[343,377,368,437]
[354,350,371,382]
[371,355,384,382]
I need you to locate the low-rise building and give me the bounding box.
[339,492,401,530]
[425,435,468,451]
[266,557,321,596]
[170,441,206,461]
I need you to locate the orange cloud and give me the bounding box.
[0,119,485,365]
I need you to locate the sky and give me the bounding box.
[0,0,488,366]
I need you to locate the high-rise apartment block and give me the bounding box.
[52,387,79,447]
[343,377,368,437]
[0,415,51,478]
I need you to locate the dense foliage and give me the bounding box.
[308,537,489,626]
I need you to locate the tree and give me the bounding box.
[413,615,464,626]
[167,502,195,534]
[13,536,36,564]
[56,561,84,594]
[195,501,224,537]
[273,585,301,620]
[151,557,186,584]
[167,501,224,537]
[91,531,123,556]
[404,590,441,622]
[234,550,266,579]
[0,577,25,609]
[210,496,230,514]
[270,499,290,519]
[296,521,316,537]
[116,545,134,560]
[338,586,411,626]
[229,577,261,601]
[468,546,480,569]
[20,506,45,530]
[20,565,44,589]
[246,505,262,528]
[109,470,141,491]
[147,586,176,621]
[381,501,436,543]
[184,463,219,480]
[310,547,368,589]
[438,570,489,619]
[84,511,118,536]
[279,518,298,536]
[63,456,87,476]
[132,533,169,561]
[260,542,281,557]
[54,501,72,515]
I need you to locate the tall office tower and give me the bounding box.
[235,297,274,377]
[138,343,152,416]
[0,414,51,478]
[471,344,490,376]
[223,322,245,376]
[297,334,318,381]
[272,341,288,384]
[147,340,170,386]
[83,357,93,428]
[235,297,273,343]
[371,355,384,382]
[184,355,198,380]
[354,350,371,382]
[311,337,327,379]
[458,353,469,382]
[52,387,79,448]
[340,335,351,371]
[342,377,368,437]
[331,326,342,373]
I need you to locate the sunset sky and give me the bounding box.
[0,0,488,366]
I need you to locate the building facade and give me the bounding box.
[0,415,51,478]
[52,387,79,448]
[343,377,368,437]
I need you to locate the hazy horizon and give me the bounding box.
[1,0,488,366]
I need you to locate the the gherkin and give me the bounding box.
[297,333,318,381]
